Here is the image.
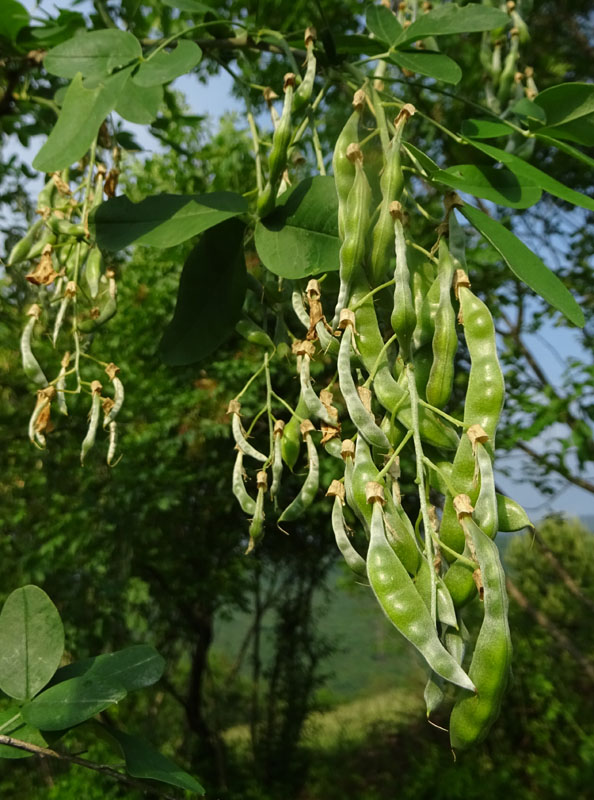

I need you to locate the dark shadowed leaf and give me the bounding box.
[52,645,165,692]
[510,98,546,124]
[390,50,462,85]
[0,0,29,41]
[21,677,127,730]
[460,204,585,328]
[160,218,246,365]
[0,585,64,701]
[533,82,594,146]
[104,727,205,794]
[461,118,514,139]
[397,4,508,45]
[43,29,141,79]
[432,164,541,208]
[0,709,47,759]
[255,176,340,279]
[33,69,130,172]
[134,40,202,86]
[464,140,594,212]
[91,191,247,250]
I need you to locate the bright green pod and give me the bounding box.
[257,73,296,218]
[449,513,512,750]
[7,219,44,266]
[235,316,275,350]
[497,493,532,531]
[366,500,475,693]
[293,30,317,113]
[47,217,85,238]
[333,90,365,240]
[329,487,368,579]
[497,30,520,107]
[439,285,505,554]
[351,282,459,451]
[334,146,372,321]
[415,559,458,629]
[281,392,309,470]
[390,205,416,362]
[278,423,319,522]
[425,239,457,409]
[368,106,414,286]
[85,246,103,299]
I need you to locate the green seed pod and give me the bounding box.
[21,305,48,387]
[85,247,103,299]
[270,420,285,500]
[47,217,85,238]
[333,89,366,241]
[439,277,505,556]
[474,439,498,539]
[415,559,459,629]
[236,316,274,349]
[497,29,520,107]
[369,105,415,286]
[293,27,317,113]
[257,73,296,218]
[232,449,257,515]
[229,399,268,463]
[334,144,372,322]
[352,282,459,451]
[81,381,102,465]
[425,239,457,409]
[390,202,416,362]
[366,493,475,693]
[497,493,532,531]
[327,480,367,579]
[246,472,267,554]
[278,420,319,522]
[7,219,44,266]
[281,392,308,470]
[449,500,512,750]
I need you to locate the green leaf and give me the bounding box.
[91,191,247,250]
[389,50,462,85]
[397,4,509,45]
[510,98,546,124]
[402,142,439,175]
[33,69,130,172]
[44,29,141,80]
[134,40,202,87]
[162,0,212,11]
[21,677,127,730]
[460,204,585,328]
[104,727,205,794]
[366,5,403,46]
[0,709,47,759]
[52,645,165,692]
[534,133,594,171]
[0,0,29,41]
[160,218,247,366]
[533,82,594,146]
[533,82,594,128]
[115,77,163,124]
[460,118,514,139]
[432,164,541,209]
[0,585,64,701]
[464,140,594,213]
[332,34,386,57]
[254,176,340,279]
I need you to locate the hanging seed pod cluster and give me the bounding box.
[9,152,124,465]
[228,81,534,751]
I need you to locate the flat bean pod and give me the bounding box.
[366,497,475,692]
[426,239,457,409]
[449,503,512,750]
[328,481,367,579]
[278,421,319,522]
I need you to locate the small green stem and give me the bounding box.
[235,359,267,402]
[350,278,395,311]
[364,332,398,388]
[271,390,305,422]
[418,398,465,428]
[376,429,413,482]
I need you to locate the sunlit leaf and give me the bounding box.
[44,29,141,80]
[134,40,202,86]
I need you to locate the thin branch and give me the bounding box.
[515,440,594,495]
[0,736,177,799]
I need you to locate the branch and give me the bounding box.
[0,736,177,799]
[506,578,594,683]
[515,440,594,495]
